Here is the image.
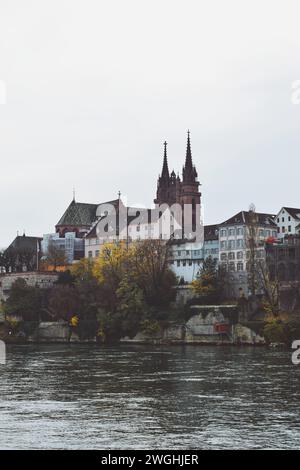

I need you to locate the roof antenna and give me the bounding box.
[73,187,76,202]
[118,190,121,200]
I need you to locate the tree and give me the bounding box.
[191,256,225,303]
[246,207,260,296]
[0,247,17,273]
[3,278,42,321]
[17,247,37,272]
[93,243,132,311]
[46,285,79,321]
[115,275,146,336]
[131,240,177,307]
[71,258,95,282]
[256,259,280,317]
[43,241,67,271]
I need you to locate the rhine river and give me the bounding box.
[0,344,299,449]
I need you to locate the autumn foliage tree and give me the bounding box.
[191,256,225,304]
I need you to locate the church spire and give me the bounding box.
[161,140,169,179]
[183,130,197,182]
[185,130,193,171]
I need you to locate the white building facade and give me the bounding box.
[275,207,300,239]
[218,211,278,297]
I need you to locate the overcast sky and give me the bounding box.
[0,0,300,246]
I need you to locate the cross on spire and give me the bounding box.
[161,140,169,179]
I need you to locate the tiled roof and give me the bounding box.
[204,224,219,241]
[56,199,122,228]
[220,211,276,227]
[7,235,42,252]
[282,207,300,221]
[56,200,98,227]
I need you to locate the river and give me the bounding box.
[0,344,299,449]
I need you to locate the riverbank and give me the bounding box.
[1,305,267,345]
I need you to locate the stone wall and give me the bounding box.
[0,272,59,301]
[121,305,265,345]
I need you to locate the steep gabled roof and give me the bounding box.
[7,235,42,252]
[56,200,98,227]
[280,207,300,221]
[56,199,122,228]
[220,211,276,227]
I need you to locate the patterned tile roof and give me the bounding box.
[56,200,99,227]
[220,211,276,227]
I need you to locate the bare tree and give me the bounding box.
[246,205,260,297]
[43,241,67,271]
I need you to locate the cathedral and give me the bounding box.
[154,131,201,207]
[55,131,202,240]
[154,131,202,233]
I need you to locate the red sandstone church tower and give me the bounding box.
[154,131,201,236]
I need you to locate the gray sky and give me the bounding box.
[0,0,300,247]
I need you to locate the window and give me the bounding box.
[237,262,243,271]
[221,253,227,260]
[95,250,100,257]
[282,227,285,233]
[221,241,227,250]
[237,251,243,259]
[228,240,235,250]
[177,261,180,267]
[178,250,181,256]
[186,250,190,255]
[220,229,227,237]
[189,260,192,266]
[282,217,285,222]
[288,216,291,221]
[229,228,235,236]
[229,262,235,271]
[88,251,93,258]
[183,261,186,267]
[228,252,235,260]
[236,239,244,248]
[288,225,292,232]
[259,229,264,237]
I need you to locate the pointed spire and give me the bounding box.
[73,187,76,202]
[185,129,193,170]
[161,140,169,179]
[183,130,197,182]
